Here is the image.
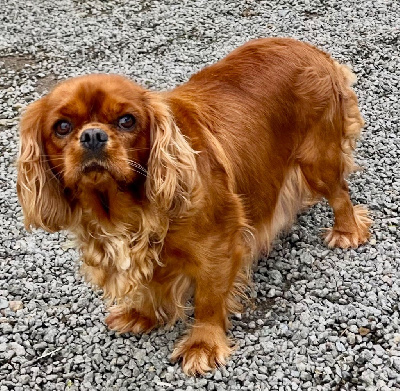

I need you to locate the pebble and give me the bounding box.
[0,297,8,309]
[9,301,23,312]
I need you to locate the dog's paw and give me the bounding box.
[171,326,234,375]
[324,205,372,248]
[105,306,156,334]
[324,228,361,248]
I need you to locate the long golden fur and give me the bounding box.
[17,38,371,375]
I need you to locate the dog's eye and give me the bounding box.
[117,114,136,131]
[54,120,73,137]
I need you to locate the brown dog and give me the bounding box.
[17,38,371,374]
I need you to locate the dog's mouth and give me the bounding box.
[75,156,141,191]
[80,160,113,186]
[82,161,107,174]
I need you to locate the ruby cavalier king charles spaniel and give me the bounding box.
[17,38,371,375]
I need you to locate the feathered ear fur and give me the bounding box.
[17,99,71,232]
[145,94,198,217]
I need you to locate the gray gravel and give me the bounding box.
[1,0,399,390]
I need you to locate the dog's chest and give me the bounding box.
[77,223,133,271]
[75,202,164,285]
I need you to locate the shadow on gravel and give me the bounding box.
[36,74,58,94]
[0,54,58,94]
[0,55,35,70]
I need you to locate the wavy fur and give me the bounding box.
[17,99,72,231]
[17,38,371,375]
[146,94,199,217]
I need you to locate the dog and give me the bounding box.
[17,37,371,375]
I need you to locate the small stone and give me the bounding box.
[336,341,346,352]
[291,233,299,242]
[74,355,85,364]
[275,370,284,380]
[393,358,400,372]
[349,325,358,333]
[361,369,375,385]
[133,349,146,361]
[9,301,23,312]
[359,327,371,336]
[278,9,289,17]
[373,345,386,357]
[300,372,312,381]
[43,328,58,344]
[165,372,174,382]
[371,356,383,366]
[347,332,356,345]
[9,342,26,356]
[3,350,16,360]
[20,374,30,385]
[33,342,47,350]
[269,270,283,284]
[261,341,274,351]
[0,298,8,310]
[300,252,314,265]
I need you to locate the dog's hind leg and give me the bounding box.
[297,64,371,248]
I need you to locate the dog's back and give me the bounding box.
[168,37,367,253]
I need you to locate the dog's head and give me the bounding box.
[17,74,197,231]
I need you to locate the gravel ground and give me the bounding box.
[0,0,399,390]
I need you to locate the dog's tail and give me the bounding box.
[335,62,365,176]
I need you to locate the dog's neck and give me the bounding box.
[79,186,137,227]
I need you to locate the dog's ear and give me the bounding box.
[145,94,198,217]
[17,98,72,232]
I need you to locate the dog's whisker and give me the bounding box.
[130,167,148,178]
[123,159,149,177]
[125,147,150,152]
[125,159,147,170]
[128,163,147,175]
[23,156,65,163]
[43,163,64,175]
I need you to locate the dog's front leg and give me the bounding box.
[105,270,193,334]
[171,234,246,375]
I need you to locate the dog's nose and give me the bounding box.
[80,128,108,151]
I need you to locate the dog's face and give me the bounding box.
[37,75,151,190]
[17,74,197,231]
